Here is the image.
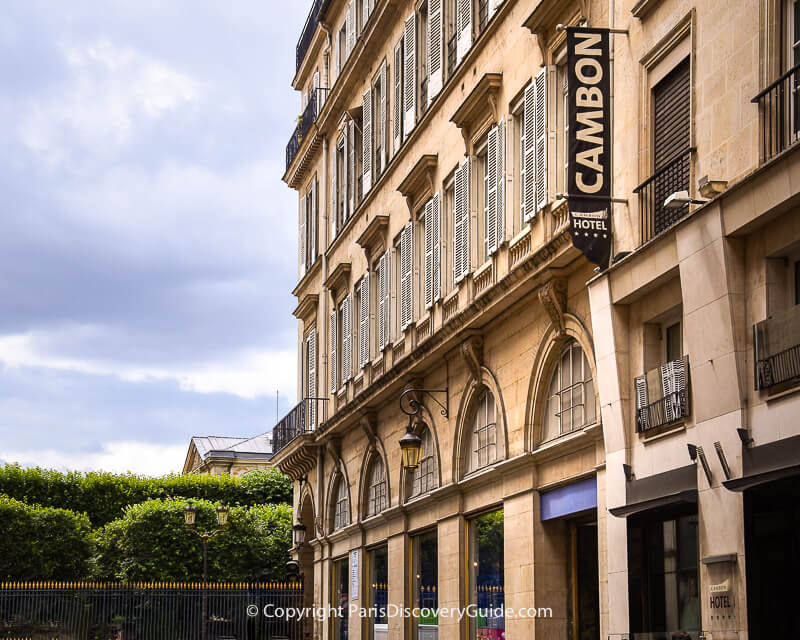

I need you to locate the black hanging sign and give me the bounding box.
[566,26,613,268]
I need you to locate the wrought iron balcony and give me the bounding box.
[635,356,690,433]
[286,88,326,172]
[752,63,800,164]
[273,397,328,454]
[633,147,694,246]
[296,0,323,73]
[754,304,800,390]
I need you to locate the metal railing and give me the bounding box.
[273,397,328,454]
[286,88,326,172]
[754,304,800,389]
[752,63,800,163]
[636,388,689,433]
[0,582,303,640]
[633,147,694,246]
[296,0,323,72]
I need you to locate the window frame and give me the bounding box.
[469,387,497,472]
[542,340,597,443]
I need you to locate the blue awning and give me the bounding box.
[540,476,597,521]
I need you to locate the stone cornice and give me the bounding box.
[324,261,352,297]
[293,293,320,322]
[397,154,438,212]
[450,73,502,154]
[356,214,390,262]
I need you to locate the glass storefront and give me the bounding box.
[412,530,438,640]
[469,509,504,640]
[368,546,388,640]
[333,556,350,640]
[627,508,700,640]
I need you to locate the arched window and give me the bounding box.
[469,388,498,472]
[365,456,387,517]
[408,427,438,498]
[543,340,596,442]
[331,475,350,531]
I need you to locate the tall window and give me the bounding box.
[369,546,389,640]
[413,530,438,640]
[366,456,387,517]
[468,509,504,640]
[469,388,497,472]
[543,341,596,442]
[332,475,350,530]
[409,427,438,498]
[333,556,350,640]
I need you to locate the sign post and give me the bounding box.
[566,26,613,268]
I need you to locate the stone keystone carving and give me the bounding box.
[539,279,567,335]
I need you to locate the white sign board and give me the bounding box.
[351,549,359,601]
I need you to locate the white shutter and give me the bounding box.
[660,358,686,423]
[534,68,548,211]
[456,0,472,64]
[460,157,471,280]
[348,120,355,215]
[312,70,321,116]
[393,41,403,155]
[634,375,648,431]
[362,0,369,28]
[402,222,415,330]
[331,144,338,241]
[359,274,370,368]
[487,125,498,255]
[379,61,387,172]
[307,331,317,427]
[453,164,464,283]
[343,294,353,382]
[428,0,443,103]
[432,191,441,302]
[523,81,536,221]
[310,178,317,262]
[378,253,387,349]
[424,199,434,309]
[362,87,373,194]
[497,119,505,244]
[403,14,416,138]
[346,1,355,59]
[299,194,307,277]
[330,309,338,394]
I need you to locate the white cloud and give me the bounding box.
[1,440,186,476]
[0,332,297,400]
[19,38,200,165]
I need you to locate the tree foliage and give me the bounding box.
[0,465,292,526]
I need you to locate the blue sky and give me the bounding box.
[0,1,310,474]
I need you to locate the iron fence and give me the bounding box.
[636,388,689,433]
[751,63,800,163]
[633,147,694,246]
[286,89,327,172]
[754,304,800,390]
[272,397,328,454]
[0,582,303,640]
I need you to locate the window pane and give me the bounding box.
[470,510,504,640]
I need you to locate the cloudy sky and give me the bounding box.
[0,1,309,474]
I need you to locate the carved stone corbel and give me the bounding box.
[325,436,342,467]
[359,412,378,447]
[460,335,484,383]
[539,279,567,335]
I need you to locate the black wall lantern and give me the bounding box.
[398,387,448,471]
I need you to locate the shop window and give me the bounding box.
[369,546,388,640]
[543,341,596,442]
[365,456,388,517]
[409,427,438,498]
[413,530,438,640]
[333,556,350,640]
[469,388,497,472]
[627,511,700,638]
[468,509,504,640]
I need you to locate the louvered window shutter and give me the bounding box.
[299,194,307,276]
[342,128,349,221]
[346,1,355,59]
[343,294,353,381]
[428,0,443,103]
[424,199,434,309]
[456,0,472,64]
[362,87,373,194]
[634,375,648,431]
[403,15,416,138]
[331,145,338,241]
[460,157,471,279]
[378,253,387,349]
[393,41,404,154]
[312,70,320,116]
[379,62,387,172]
[310,179,317,262]
[383,251,391,344]
[497,119,505,244]
[348,120,355,215]
[330,309,338,394]
[362,0,369,28]
[453,164,465,283]
[487,126,498,255]
[660,357,686,423]
[523,81,536,221]
[534,68,548,211]
[307,331,317,427]
[359,274,370,368]
[400,222,414,330]
[432,191,441,302]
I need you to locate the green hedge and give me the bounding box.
[0,494,93,580]
[0,465,292,526]
[91,498,292,582]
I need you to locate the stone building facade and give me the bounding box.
[276,0,800,639]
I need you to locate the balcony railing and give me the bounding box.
[752,63,800,163]
[286,88,326,172]
[633,147,694,246]
[296,0,323,73]
[754,304,800,390]
[634,356,690,433]
[273,397,328,454]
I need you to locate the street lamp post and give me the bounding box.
[183,502,229,640]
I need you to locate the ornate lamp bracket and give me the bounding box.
[399,388,449,419]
